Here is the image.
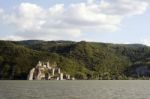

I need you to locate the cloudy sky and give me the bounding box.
[0,0,150,45]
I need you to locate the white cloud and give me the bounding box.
[0,0,149,40]
[0,8,3,14]
[87,0,95,4]
[100,0,148,16]
[1,35,24,41]
[0,8,4,20]
[6,3,46,31]
[141,39,150,46]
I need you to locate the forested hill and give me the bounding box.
[1,40,150,80]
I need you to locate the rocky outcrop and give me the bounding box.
[27,61,75,80]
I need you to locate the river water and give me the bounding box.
[0,80,150,99]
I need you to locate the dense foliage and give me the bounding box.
[0,40,150,80]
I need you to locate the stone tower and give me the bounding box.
[52,68,55,76]
[60,73,63,80]
[47,61,51,69]
[37,61,42,67]
[28,68,35,80]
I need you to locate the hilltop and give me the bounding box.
[0,40,150,80]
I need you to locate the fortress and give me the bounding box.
[27,61,75,80]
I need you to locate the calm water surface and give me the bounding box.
[0,80,150,99]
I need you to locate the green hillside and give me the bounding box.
[0,40,150,80]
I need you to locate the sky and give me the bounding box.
[0,0,150,45]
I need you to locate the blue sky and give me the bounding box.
[0,0,150,45]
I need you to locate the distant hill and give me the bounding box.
[0,40,150,80]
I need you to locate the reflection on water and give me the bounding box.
[0,80,149,99]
